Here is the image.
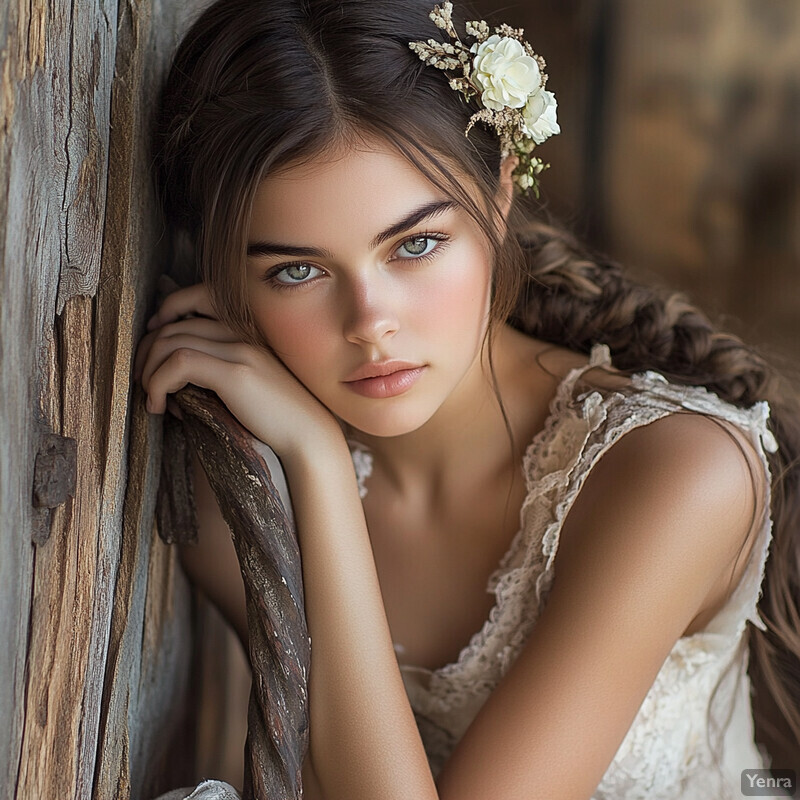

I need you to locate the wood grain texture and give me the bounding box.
[0,0,54,791]
[0,0,206,797]
[56,0,116,314]
[93,385,195,800]
[88,0,211,795]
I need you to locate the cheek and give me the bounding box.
[253,301,335,369]
[411,255,491,339]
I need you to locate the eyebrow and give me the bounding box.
[246,199,459,259]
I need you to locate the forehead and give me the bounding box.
[248,141,458,244]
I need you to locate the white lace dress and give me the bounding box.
[352,342,781,799]
[156,343,781,800]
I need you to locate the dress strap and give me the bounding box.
[587,341,613,368]
[562,349,779,641]
[565,342,613,387]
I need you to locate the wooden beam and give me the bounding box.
[159,385,311,800]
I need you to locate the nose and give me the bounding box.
[342,277,399,346]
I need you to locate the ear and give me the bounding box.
[495,154,518,228]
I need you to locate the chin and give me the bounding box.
[336,405,436,439]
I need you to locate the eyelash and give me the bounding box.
[261,231,452,291]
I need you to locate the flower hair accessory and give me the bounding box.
[409,2,560,197]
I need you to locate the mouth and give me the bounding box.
[343,361,426,399]
[344,360,424,382]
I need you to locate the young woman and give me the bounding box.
[135,1,800,797]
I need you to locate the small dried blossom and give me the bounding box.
[408,40,460,70]
[448,77,474,97]
[429,2,457,38]
[495,23,526,41]
[409,3,560,197]
[465,20,490,41]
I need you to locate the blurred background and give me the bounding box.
[482,0,799,371]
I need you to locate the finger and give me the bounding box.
[147,283,217,330]
[135,317,240,380]
[133,330,159,381]
[147,284,215,329]
[141,336,251,395]
[145,348,244,414]
[155,316,241,341]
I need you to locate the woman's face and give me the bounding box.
[245,141,495,438]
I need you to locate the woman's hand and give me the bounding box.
[133,282,342,459]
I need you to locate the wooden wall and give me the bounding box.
[0,1,206,798]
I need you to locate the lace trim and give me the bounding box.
[347,439,373,499]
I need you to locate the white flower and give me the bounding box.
[521,88,560,144]
[470,34,541,111]
[516,173,534,190]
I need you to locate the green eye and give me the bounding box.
[273,263,322,284]
[402,236,431,256]
[396,235,447,259]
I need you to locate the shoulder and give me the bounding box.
[566,409,764,556]
[589,410,762,506]
[555,409,764,634]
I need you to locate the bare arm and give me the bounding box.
[181,438,437,800]
[281,435,438,800]
[179,437,436,799]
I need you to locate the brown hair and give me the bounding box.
[153,0,800,769]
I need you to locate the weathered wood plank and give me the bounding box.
[89,0,211,795]
[171,386,311,800]
[56,0,117,313]
[93,386,195,800]
[16,295,100,799]
[0,0,62,792]
[1,0,206,797]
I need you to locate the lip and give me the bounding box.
[344,360,424,382]
[343,361,426,399]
